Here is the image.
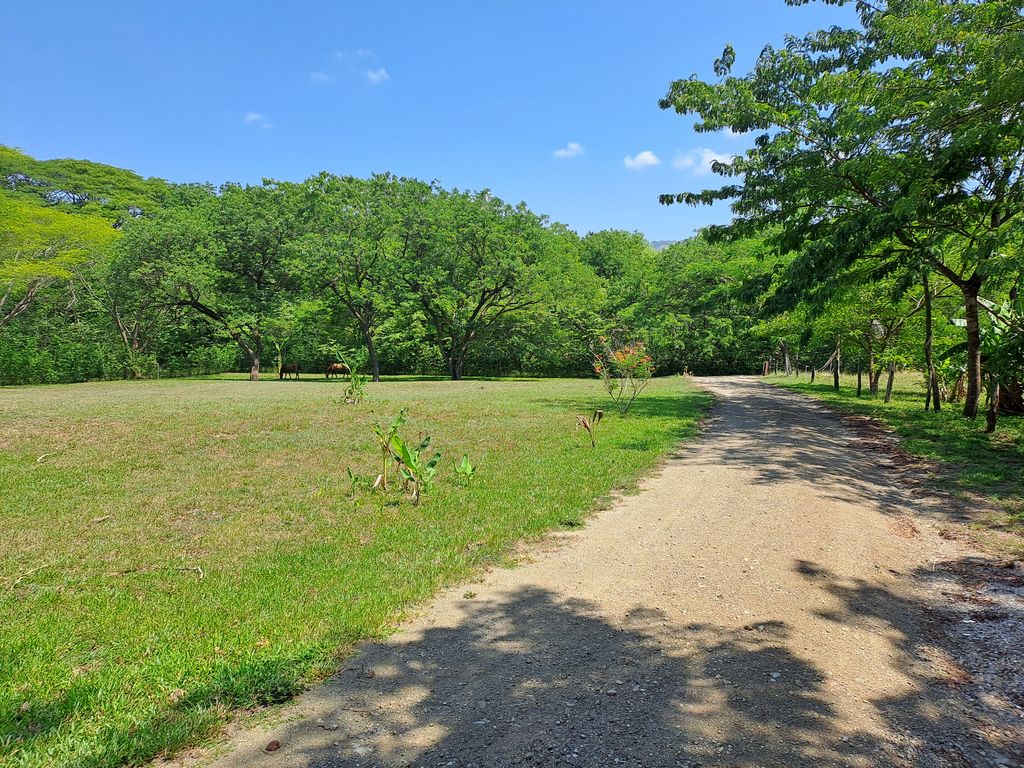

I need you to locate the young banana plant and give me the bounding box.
[390,433,442,504]
[455,454,476,484]
[371,409,407,490]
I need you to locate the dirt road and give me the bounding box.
[202,377,1019,767]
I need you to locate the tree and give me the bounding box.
[116,183,299,381]
[397,189,550,380]
[0,194,115,332]
[294,173,405,381]
[659,0,1024,417]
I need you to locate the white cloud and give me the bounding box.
[336,48,373,59]
[366,67,390,85]
[553,141,584,159]
[309,71,332,83]
[672,148,734,174]
[243,112,272,129]
[623,150,660,170]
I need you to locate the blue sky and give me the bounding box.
[1,1,853,241]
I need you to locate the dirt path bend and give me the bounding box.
[202,377,1013,768]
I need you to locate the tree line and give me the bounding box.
[1,0,1021,431]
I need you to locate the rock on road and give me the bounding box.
[198,377,1009,768]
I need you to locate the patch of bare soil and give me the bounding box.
[172,377,1021,768]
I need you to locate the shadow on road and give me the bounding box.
[687,378,973,526]
[243,574,1020,768]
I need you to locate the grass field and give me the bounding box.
[0,375,710,768]
[765,372,1024,540]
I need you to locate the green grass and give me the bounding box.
[0,375,710,768]
[765,372,1024,535]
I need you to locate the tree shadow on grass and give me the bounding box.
[526,393,710,421]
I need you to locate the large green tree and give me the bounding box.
[293,173,409,381]
[116,183,300,380]
[396,188,552,380]
[0,193,115,331]
[659,0,1024,417]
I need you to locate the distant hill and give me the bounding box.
[648,240,679,251]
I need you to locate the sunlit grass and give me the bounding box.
[0,375,710,768]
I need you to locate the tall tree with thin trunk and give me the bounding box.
[659,0,1024,418]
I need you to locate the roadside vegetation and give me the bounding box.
[0,375,710,768]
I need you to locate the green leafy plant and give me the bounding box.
[576,409,604,447]
[390,433,442,504]
[344,367,368,404]
[944,296,1024,431]
[371,409,407,490]
[455,454,476,483]
[345,467,373,496]
[594,338,654,415]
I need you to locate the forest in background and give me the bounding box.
[2,0,1023,432]
[0,142,1015,416]
[0,145,816,384]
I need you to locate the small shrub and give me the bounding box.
[371,409,407,490]
[594,338,654,415]
[390,433,442,505]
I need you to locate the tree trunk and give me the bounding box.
[449,356,464,380]
[857,366,863,397]
[867,340,879,395]
[923,272,940,412]
[811,366,815,383]
[962,278,983,418]
[782,341,792,376]
[249,357,260,381]
[986,379,1000,433]
[833,339,841,391]
[361,320,381,382]
[870,368,882,397]
[884,362,896,403]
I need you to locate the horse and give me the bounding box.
[325,362,350,379]
[280,363,300,380]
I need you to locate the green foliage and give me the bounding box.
[594,339,655,415]
[390,431,442,505]
[344,368,369,403]
[454,454,476,483]
[659,0,1024,416]
[370,409,407,490]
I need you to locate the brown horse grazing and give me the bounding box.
[280,363,300,380]
[325,362,350,379]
